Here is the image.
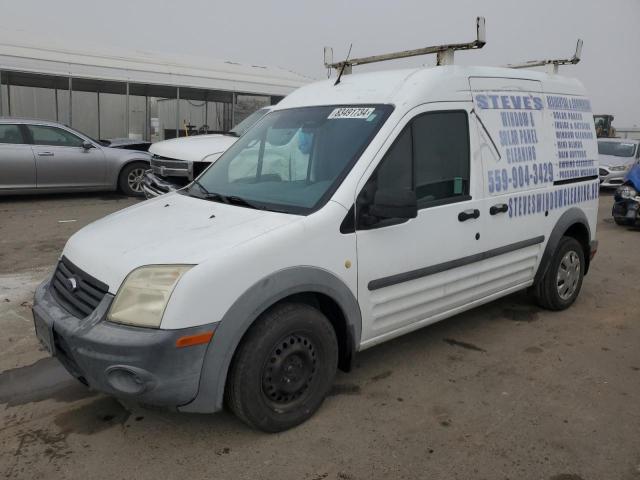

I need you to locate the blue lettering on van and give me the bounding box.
[507,181,599,218]
[546,95,596,181]
[475,94,543,110]
[487,163,553,194]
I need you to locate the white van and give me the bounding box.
[32,32,600,432]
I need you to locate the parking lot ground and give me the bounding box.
[1,192,639,480]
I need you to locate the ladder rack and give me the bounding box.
[505,39,583,74]
[324,17,486,74]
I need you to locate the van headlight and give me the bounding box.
[610,165,628,172]
[107,265,193,328]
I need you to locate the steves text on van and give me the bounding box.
[32,19,599,432]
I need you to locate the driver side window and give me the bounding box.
[357,110,470,228]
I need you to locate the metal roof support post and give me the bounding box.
[436,49,455,66]
[176,87,180,139]
[125,82,130,138]
[231,92,236,129]
[145,95,149,141]
[68,76,72,126]
[97,92,101,139]
[7,82,11,116]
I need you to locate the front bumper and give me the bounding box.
[612,200,640,221]
[32,276,217,407]
[599,169,627,188]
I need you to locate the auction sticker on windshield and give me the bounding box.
[328,107,376,119]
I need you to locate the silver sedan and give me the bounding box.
[0,119,151,196]
[598,138,640,189]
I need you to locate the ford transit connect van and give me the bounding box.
[33,36,599,432]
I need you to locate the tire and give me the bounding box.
[614,216,632,226]
[118,161,148,196]
[534,236,585,311]
[225,302,338,432]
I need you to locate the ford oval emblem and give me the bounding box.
[66,277,78,292]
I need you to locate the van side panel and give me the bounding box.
[470,77,598,295]
[470,78,551,293]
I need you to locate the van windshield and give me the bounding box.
[191,105,392,214]
[598,141,637,157]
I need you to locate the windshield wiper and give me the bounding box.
[189,180,227,203]
[189,180,263,210]
[226,195,262,210]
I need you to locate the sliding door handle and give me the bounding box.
[458,209,480,222]
[37,151,54,157]
[490,203,509,215]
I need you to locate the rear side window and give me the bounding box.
[27,125,85,147]
[412,111,469,205]
[0,124,25,144]
[358,110,470,218]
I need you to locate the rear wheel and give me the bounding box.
[534,236,585,311]
[118,161,148,196]
[225,302,338,432]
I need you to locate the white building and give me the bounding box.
[0,42,310,142]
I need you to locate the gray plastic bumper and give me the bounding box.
[32,277,218,408]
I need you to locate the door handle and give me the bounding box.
[489,203,509,215]
[37,152,54,157]
[458,209,480,222]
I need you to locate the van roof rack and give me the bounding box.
[324,17,486,75]
[505,39,583,74]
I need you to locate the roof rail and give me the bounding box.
[505,39,583,74]
[324,17,486,74]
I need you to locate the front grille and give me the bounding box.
[599,168,609,176]
[51,256,109,318]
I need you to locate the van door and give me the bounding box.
[469,78,550,293]
[356,103,486,346]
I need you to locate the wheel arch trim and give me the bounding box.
[534,207,592,285]
[179,266,361,413]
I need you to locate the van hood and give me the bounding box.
[599,154,635,168]
[149,134,237,162]
[63,193,299,293]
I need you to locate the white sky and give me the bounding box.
[1,0,639,126]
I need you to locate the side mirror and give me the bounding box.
[82,141,94,150]
[369,188,417,220]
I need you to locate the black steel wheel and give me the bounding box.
[225,302,338,432]
[262,332,318,409]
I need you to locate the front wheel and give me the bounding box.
[118,161,148,197]
[534,236,585,311]
[225,302,338,432]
